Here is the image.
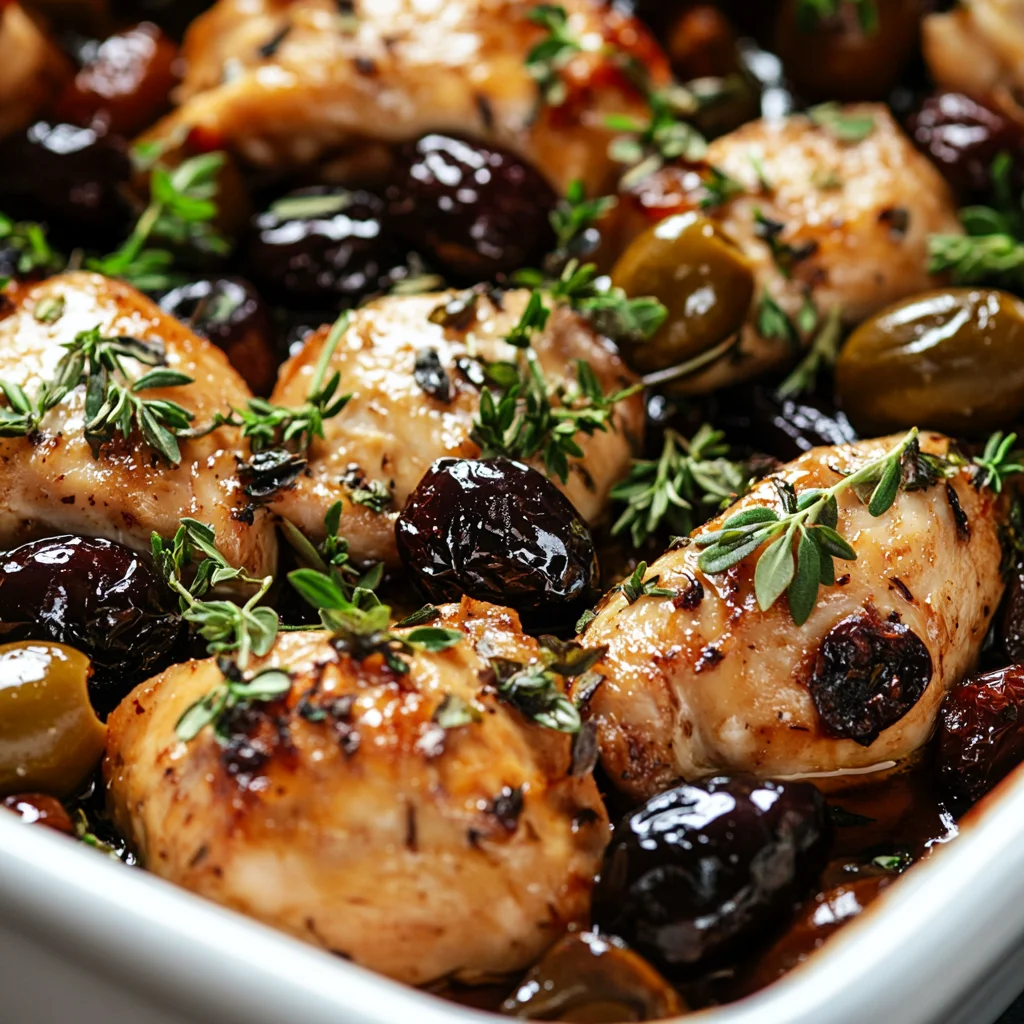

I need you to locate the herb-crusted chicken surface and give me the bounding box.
[103,599,609,985]
[269,288,644,564]
[578,433,1004,798]
[0,272,276,576]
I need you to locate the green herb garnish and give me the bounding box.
[0,214,63,277]
[776,305,844,399]
[796,0,879,34]
[525,4,583,107]
[973,431,1024,493]
[809,102,876,143]
[612,425,753,546]
[615,561,677,604]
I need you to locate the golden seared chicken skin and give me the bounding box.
[624,105,962,392]
[269,288,643,564]
[924,0,1024,105]
[577,433,1004,799]
[157,0,666,195]
[104,599,609,986]
[0,272,276,576]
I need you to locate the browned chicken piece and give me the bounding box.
[0,272,276,577]
[924,0,1024,105]
[0,4,73,138]
[269,288,644,564]
[623,105,963,392]
[154,0,667,194]
[104,598,609,986]
[577,433,1004,800]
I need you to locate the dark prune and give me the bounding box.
[158,277,278,395]
[387,134,557,280]
[0,122,132,241]
[592,776,830,972]
[0,536,180,714]
[395,457,599,626]
[937,666,1024,807]
[243,187,405,307]
[808,608,932,746]
[908,93,1024,200]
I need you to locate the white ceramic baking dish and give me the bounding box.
[3,762,1024,1024]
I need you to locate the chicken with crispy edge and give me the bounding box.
[268,288,644,565]
[0,272,276,577]
[151,0,667,195]
[576,433,1004,799]
[622,104,963,392]
[924,0,1024,109]
[104,598,609,986]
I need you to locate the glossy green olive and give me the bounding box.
[0,642,106,799]
[836,288,1024,435]
[611,211,755,374]
[500,932,686,1022]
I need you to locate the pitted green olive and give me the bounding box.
[500,932,686,1021]
[611,212,755,374]
[0,642,106,798]
[836,288,1024,435]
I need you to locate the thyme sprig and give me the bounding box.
[525,4,586,107]
[612,425,754,546]
[776,304,844,399]
[288,566,462,674]
[0,325,196,464]
[796,0,879,34]
[87,151,230,291]
[471,291,643,482]
[929,154,1024,291]
[808,102,876,143]
[0,214,63,277]
[695,429,948,624]
[616,561,676,604]
[973,431,1024,493]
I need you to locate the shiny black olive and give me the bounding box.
[0,122,132,242]
[395,457,599,626]
[387,134,558,280]
[908,93,1024,201]
[158,277,278,395]
[937,666,1024,808]
[0,536,180,715]
[243,186,406,307]
[591,776,831,973]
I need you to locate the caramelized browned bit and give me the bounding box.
[808,607,932,746]
[501,932,687,1021]
[937,665,1024,808]
[2,793,74,835]
[56,22,180,136]
[665,5,739,81]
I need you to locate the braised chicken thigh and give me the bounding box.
[578,433,1004,798]
[0,272,276,576]
[158,0,664,194]
[104,599,608,985]
[269,288,643,564]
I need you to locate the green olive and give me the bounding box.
[836,288,1024,435]
[0,642,106,798]
[611,211,755,374]
[500,933,686,1021]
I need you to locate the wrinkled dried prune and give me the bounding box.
[809,608,932,746]
[591,776,830,972]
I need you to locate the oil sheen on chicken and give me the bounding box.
[269,288,644,564]
[0,272,276,576]
[577,433,1003,798]
[104,599,609,985]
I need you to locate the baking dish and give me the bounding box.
[3,760,1024,1024]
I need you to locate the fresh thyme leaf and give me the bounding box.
[87,151,230,290]
[550,180,617,258]
[928,154,1024,290]
[693,430,979,624]
[611,424,754,546]
[699,166,745,209]
[347,477,393,513]
[616,561,677,604]
[755,291,800,351]
[796,0,879,34]
[506,289,551,348]
[973,431,1024,493]
[872,851,913,872]
[808,102,876,143]
[0,214,64,277]
[395,604,441,628]
[525,4,583,107]
[269,191,352,220]
[490,656,581,734]
[776,305,843,399]
[753,209,818,278]
[175,664,292,743]
[433,693,483,730]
